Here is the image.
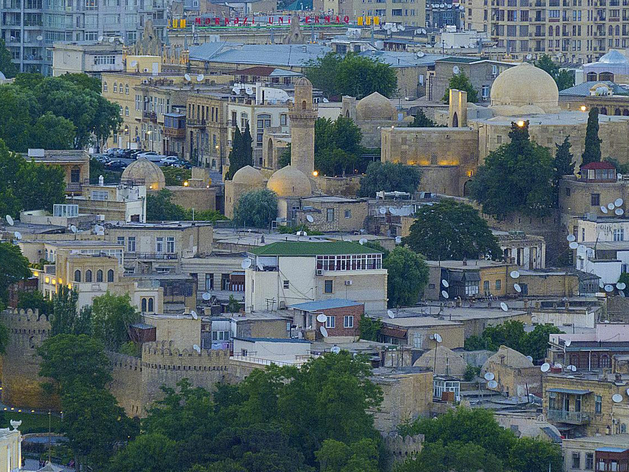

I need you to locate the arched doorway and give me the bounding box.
[452,112,459,127]
[463,179,473,196]
[267,138,274,168]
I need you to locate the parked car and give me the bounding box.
[160,156,180,166]
[105,159,128,171]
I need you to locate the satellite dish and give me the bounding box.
[453,65,460,74]
[196,74,205,82]
[130,60,138,67]
[190,310,198,320]
[616,208,625,216]
[626,387,629,396]
[514,283,522,293]
[484,372,495,381]
[387,310,395,319]
[14,231,21,240]
[441,290,449,299]
[316,313,327,323]
[526,355,533,362]
[417,51,425,58]
[442,279,449,288]
[359,238,368,245]
[379,207,387,215]
[98,36,104,42]
[96,229,105,235]
[320,326,329,337]
[566,234,576,242]
[488,380,498,389]
[541,363,550,372]
[554,363,563,369]
[109,37,115,43]
[500,302,509,312]
[608,202,616,210]
[306,214,314,223]
[193,344,201,353]
[202,292,211,301]
[567,365,576,372]
[70,225,78,234]
[601,205,609,214]
[184,73,191,81]
[330,346,341,354]
[615,198,623,207]
[241,259,252,269]
[510,270,520,279]
[569,242,579,250]
[434,333,443,343]
[6,215,14,226]
[618,282,627,290]
[612,393,623,403]
[388,206,396,214]
[605,284,614,292]
[565,339,572,347]
[395,236,402,244]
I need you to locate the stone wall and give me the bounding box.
[317,176,362,197]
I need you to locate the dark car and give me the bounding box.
[105,159,128,171]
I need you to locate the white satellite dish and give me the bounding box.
[566,234,576,242]
[306,214,314,223]
[184,73,191,81]
[616,208,625,216]
[488,380,498,389]
[320,326,329,337]
[601,205,609,214]
[434,333,442,343]
[109,37,115,43]
[567,365,576,372]
[442,279,449,288]
[615,198,623,207]
[359,238,368,245]
[388,206,396,214]
[379,207,387,215]
[618,282,627,290]
[193,344,201,353]
[130,60,138,67]
[14,231,21,240]
[316,313,327,323]
[612,393,623,403]
[453,65,460,74]
[202,292,211,301]
[565,339,572,347]
[70,225,78,234]
[510,270,520,279]
[541,363,551,372]
[608,202,616,210]
[98,36,104,42]
[5,215,14,226]
[484,372,495,381]
[196,74,205,82]
[190,310,198,320]
[500,302,509,312]
[441,290,449,299]
[605,284,614,292]
[387,309,395,319]
[626,387,629,396]
[395,236,402,244]
[526,355,533,362]
[569,242,578,250]
[36,35,43,41]
[330,346,341,354]
[241,259,252,269]
[514,283,522,293]
[554,363,563,369]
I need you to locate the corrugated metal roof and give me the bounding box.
[547,388,592,395]
[250,241,382,256]
[190,42,331,67]
[290,298,362,311]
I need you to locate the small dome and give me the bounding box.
[490,63,559,115]
[0,71,6,81]
[232,165,265,187]
[598,50,629,64]
[482,345,534,371]
[294,77,312,87]
[413,346,467,377]
[356,92,397,121]
[121,158,165,190]
[266,165,311,197]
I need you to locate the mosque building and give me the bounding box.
[381,62,629,197]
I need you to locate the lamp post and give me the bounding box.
[146,130,153,152]
[124,125,129,149]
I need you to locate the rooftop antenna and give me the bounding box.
[510,270,520,279]
[320,326,329,338]
[612,393,623,403]
[432,333,442,373]
[569,241,579,250]
[605,284,614,293]
[441,290,449,299]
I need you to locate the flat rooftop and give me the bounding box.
[426,259,508,269]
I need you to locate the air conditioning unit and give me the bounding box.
[316,269,323,276]
[279,301,286,309]
[344,280,353,286]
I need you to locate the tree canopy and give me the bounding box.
[225,123,253,180]
[233,189,278,228]
[146,189,226,222]
[408,110,440,127]
[0,39,18,79]
[315,116,368,176]
[0,242,31,311]
[305,53,397,99]
[469,121,555,218]
[384,246,429,307]
[582,107,602,166]
[358,161,421,197]
[404,200,502,261]
[91,292,140,351]
[443,72,478,103]
[534,55,575,91]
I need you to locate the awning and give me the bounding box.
[547,388,592,395]
[596,447,629,453]
[381,326,407,339]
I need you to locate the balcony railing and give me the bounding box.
[547,409,590,424]
[187,119,206,128]
[164,127,186,138]
[126,252,179,260]
[142,111,157,123]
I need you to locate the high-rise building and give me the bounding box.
[333,0,427,27]
[466,0,629,64]
[1,0,167,75]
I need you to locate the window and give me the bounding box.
[148,298,154,312]
[166,237,175,253]
[591,193,600,206]
[343,315,354,328]
[85,269,92,282]
[96,269,103,282]
[113,82,117,93]
[91,190,109,201]
[117,236,125,247]
[344,209,351,219]
[595,395,602,413]
[495,280,501,290]
[141,298,147,312]
[483,280,490,293]
[497,135,503,144]
[127,237,136,252]
[283,280,290,289]
[481,85,490,100]
[326,208,335,222]
[156,237,164,253]
[566,187,571,196]
[103,81,108,92]
[125,84,129,95]
[572,452,581,469]
[614,228,624,241]
[585,453,594,470]
[280,114,287,126]
[324,280,333,293]
[107,269,114,282]
[74,269,81,282]
[213,331,230,341]
[70,167,80,183]
[325,316,336,328]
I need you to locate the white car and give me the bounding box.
[160,156,180,166]
[137,152,166,162]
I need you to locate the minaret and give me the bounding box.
[289,77,317,177]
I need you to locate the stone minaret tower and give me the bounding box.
[289,77,317,176]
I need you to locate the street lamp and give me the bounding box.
[146,130,153,152]
[124,126,129,149]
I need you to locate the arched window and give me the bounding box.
[587,72,598,81]
[107,269,114,282]
[549,26,554,36]
[615,25,620,36]
[103,82,108,92]
[599,72,614,81]
[125,84,129,95]
[96,269,103,282]
[615,108,621,115]
[85,270,92,282]
[555,26,560,36]
[301,100,307,110]
[141,298,147,312]
[113,82,118,93]
[609,25,614,35]
[600,107,608,115]
[125,106,129,116]
[74,270,81,282]
[148,298,154,312]
[601,354,610,368]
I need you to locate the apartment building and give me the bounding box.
[337,0,427,27]
[466,0,629,64]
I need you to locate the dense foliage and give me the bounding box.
[225,124,253,180]
[359,316,383,341]
[91,292,140,351]
[146,189,226,222]
[470,121,556,218]
[534,54,575,91]
[233,188,278,228]
[0,73,121,151]
[163,167,192,186]
[358,162,421,197]
[315,116,368,176]
[582,107,602,166]
[408,110,440,127]
[442,72,478,103]
[404,200,502,261]
[305,53,397,99]
[384,246,429,307]
[0,39,18,79]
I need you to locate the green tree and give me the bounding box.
[146,189,187,221]
[91,292,140,351]
[314,117,366,176]
[51,286,92,336]
[162,166,191,186]
[304,53,344,98]
[534,55,574,91]
[0,39,18,79]
[619,272,629,296]
[404,200,502,260]
[30,112,76,150]
[108,433,178,472]
[358,161,421,197]
[227,295,241,313]
[278,146,291,168]
[358,316,382,341]
[443,72,478,103]
[582,107,602,165]
[0,242,31,310]
[409,109,438,127]
[554,136,575,186]
[17,290,54,314]
[384,246,429,307]
[233,189,278,228]
[316,438,380,472]
[225,124,253,180]
[59,73,102,93]
[556,69,575,91]
[508,437,562,472]
[522,323,563,361]
[470,121,556,218]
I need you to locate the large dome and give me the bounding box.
[121,158,165,190]
[490,63,559,116]
[266,165,311,197]
[482,345,534,371]
[232,165,265,187]
[356,92,397,121]
[413,346,467,376]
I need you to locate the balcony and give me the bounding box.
[187,119,206,129]
[164,127,186,138]
[142,111,157,123]
[127,253,179,260]
[547,409,590,424]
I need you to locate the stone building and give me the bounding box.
[481,345,542,397]
[562,434,629,472]
[121,158,166,191]
[288,77,317,177]
[342,92,399,148]
[412,346,468,377]
[22,149,90,195]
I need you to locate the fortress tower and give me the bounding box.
[288,77,317,177]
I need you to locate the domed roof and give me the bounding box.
[490,63,559,116]
[413,346,467,377]
[294,77,312,87]
[121,158,165,190]
[482,345,534,371]
[232,165,265,187]
[266,165,312,197]
[0,71,6,81]
[598,50,629,64]
[356,92,397,121]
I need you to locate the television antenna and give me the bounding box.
[130,60,138,67]
[567,365,577,372]
[109,37,115,43]
[554,363,563,369]
[526,355,533,362]
[433,333,442,343]
[565,339,572,347]
[36,35,43,41]
[70,225,78,234]
[379,207,387,215]
[605,284,614,293]
[98,36,104,42]
[5,215,14,226]
[608,202,616,210]
[616,208,625,216]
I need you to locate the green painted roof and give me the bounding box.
[250,241,382,256]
